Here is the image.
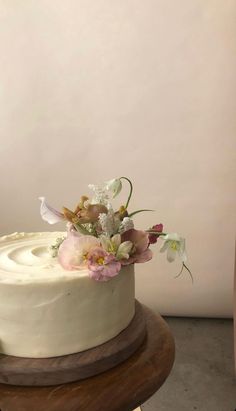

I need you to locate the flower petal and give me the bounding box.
[148,223,163,244]
[100,235,111,251]
[111,234,121,249]
[120,257,136,266]
[163,233,181,242]
[135,248,153,263]
[160,240,169,253]
[121,229,149,254]
[178,238,187,262]
[39,197,64,224]
[116,241,133,260]
[58,235,83,270]
[58,234,100,270]
[105,178,122,198]
[89,270,110,281]
[167,247,176,263]
[88,260,121,281]
[102,261,121,278]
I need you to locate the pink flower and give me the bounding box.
[58,232,100,270]
[121,229,152,265]
[148,223,163,244]
[87,247,121,281]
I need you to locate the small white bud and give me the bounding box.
[105,178,122,198]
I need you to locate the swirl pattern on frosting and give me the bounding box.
[0,232,86,283]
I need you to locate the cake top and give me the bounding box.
[0,232,88,284]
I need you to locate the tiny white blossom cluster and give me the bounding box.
[118,217,134,234]
[88,184,109,205]
[98,209,120,237]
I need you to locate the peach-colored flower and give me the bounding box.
[76,203,108,224]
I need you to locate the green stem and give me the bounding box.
[120,177,133,209]
[174,262,193,283]
[73,223,91,236]
[90,224,99,237]
[129,209,154,218]
[183,262,194,283]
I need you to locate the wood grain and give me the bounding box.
[0,300,146,386]
[0,305,175,411]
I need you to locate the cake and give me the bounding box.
[0,177,190,360]
[0,232,135,358]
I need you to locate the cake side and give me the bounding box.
[0,232,135,358]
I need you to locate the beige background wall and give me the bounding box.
[0,1,235,317]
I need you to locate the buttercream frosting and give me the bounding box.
[0,232,135,358]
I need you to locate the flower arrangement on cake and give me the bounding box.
[39,177,192,282]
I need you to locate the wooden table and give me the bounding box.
[0,305,175,411]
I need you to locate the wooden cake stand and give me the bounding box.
[0,304,175,411]
[0,300,146,386]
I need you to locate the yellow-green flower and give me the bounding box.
[160,233,187,263]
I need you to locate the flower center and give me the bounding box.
[108,244,116,253]
[97,257,105,265]
[170,241,178,251]
[83,252,88,261]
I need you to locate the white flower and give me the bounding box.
[160,233,187,263]
[100,234,121,254]
[118,217,134,234]
[88,184,109,205]
[105,178,122,198]
[100,234,132,260]
[116,241,133,260]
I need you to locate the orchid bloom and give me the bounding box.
[39,196,108,230]
[160,233,187,263]
[87,247,121,281]
[39,197,65,224]
[58,233,100,270]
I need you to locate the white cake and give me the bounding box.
[0,232,135,358]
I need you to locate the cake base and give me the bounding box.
[0,300,146,386]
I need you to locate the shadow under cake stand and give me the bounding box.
[0,301,175,411]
